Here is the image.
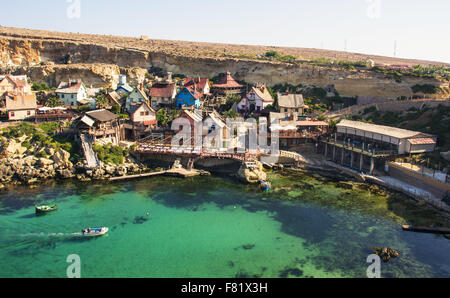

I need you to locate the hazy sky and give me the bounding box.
[1,0,449,63]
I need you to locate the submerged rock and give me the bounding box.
[373,247,400,262]
[242,244,255,250]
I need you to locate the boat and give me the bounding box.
[260,181,271,191]
[35,205,58,214]
[82,227,109,237]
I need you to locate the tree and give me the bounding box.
[46,97,64,107]
[95,93,109,109]
[157,109,168,126]
[111,104,121,114]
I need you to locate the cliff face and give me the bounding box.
[0,29,446,98]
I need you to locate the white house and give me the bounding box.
[55,80,88,107]
[237,84,274,115]
[130,102,157,126]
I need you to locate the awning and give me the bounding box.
[80,115,95,127]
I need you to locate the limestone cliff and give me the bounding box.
[0,26,447,98]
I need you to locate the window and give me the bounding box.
[27,111,31,116]
[10,112,14,117]
[140,112,145,116]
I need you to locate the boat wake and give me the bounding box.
[19,232,83,239]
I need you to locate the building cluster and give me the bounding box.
[0,72,438,172]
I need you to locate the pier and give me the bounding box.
[402,225,450,235]
[109,168,205,181]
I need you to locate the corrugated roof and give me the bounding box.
[86,109,118,122]
[5,93,37,110]
[80,115,95,127]
[407,138,436,145]
[250,86,274,103]
[183,110,203,122]
[149,83,176,98]
[278,93,305,108]
[56,80,84,94]
[337,119,428,139]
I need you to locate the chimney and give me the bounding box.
[167,72,173,82]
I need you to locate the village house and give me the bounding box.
[203,110,229,150]
[125,86,150,112]
[115,75,133,95]
[183,77,211,96]
[106,91,124,108]
[0,74,37,120]
[269,112,328,150]
[172,110,203,147]
[237,84,274,115]
[277,93,307,118]
[175,87,203,109]
[211,72,244,96]
[124,102,157,140]
[0,75,32,98]
[5,92,37,121]
[55,79,89,107]
[75,109,124,146]
[149,83,177,109]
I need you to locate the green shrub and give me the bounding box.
[93,144,128,165]
[411,84,440,94]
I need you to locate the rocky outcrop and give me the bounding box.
[0,27,447,98]
[373,247,400,263]
[237,160,267,183]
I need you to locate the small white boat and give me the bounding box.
[82,227,109,237]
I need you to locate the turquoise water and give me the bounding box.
[0,174,449,278]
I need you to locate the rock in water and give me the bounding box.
[373,247,400,262]
[237,160,267,183]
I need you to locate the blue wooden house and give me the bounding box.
[115,75,133,95]
[175,87,202,108]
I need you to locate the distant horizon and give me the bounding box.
[1,0,449,64]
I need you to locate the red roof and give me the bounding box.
[184,78,210,91]
[213,72,243,88]
[144,120,157,126]
[149,83,176,98]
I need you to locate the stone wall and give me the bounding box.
[387,162,450,199]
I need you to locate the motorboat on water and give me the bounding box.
[35,205,58,214]
[260,181,271,191]
[82,227,109,237]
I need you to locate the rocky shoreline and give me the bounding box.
[0,148,149,188]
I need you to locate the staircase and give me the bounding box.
[80,134,101,167]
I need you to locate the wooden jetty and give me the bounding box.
[402,225,450,235]
[108,168,203,181]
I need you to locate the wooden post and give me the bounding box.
[360,153,363,171]
[370,157,375,175]
[350,151,354,168]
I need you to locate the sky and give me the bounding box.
[1,0,449,63]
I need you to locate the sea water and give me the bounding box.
[0,172,449,278]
